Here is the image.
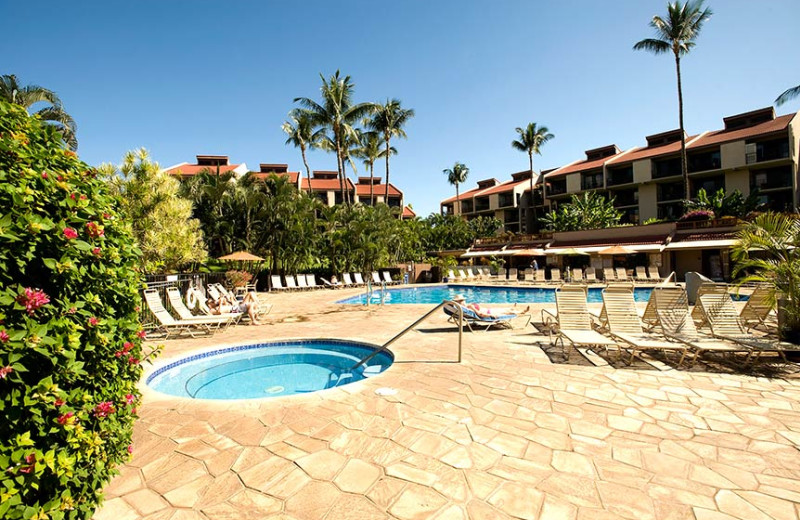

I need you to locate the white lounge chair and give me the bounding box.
[271,275,288,292]
[603,267,616,282]
[614,267,629,282]
[165,287,235,328]
[635,266,648,281]
[542,285,619,359]
[647,266,662,282]
[382,271,399,285]
[297,274,309,290]
[143,289,217,338]
[354,273,367,286]
[285,275,298,291]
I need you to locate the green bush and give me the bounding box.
[0,101,155,518]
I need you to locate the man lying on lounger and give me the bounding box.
[452,295,530,317]
[208,292,263,325]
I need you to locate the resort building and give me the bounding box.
[163,155,249,179]
[441,107,800,230]
[253,163,301,188]
[300,171,405,209]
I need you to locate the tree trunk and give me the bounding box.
[369,162,375,206]
[384,133,391,203]
[456,184,460,216]
[529,153,535,234]
[301,145,312,194]
[675,52,689,202]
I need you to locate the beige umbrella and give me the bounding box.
[218,251,265,261]
[598,245,636,255]
[551,247,589,256]
[512,248,547,256]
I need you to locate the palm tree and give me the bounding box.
[775,84,800,106]
[443,162,469,216]
[634,1,713,201]
[0,74,77,150]
[732,212,800,339]
[281,109,321,193]
[354,131,395,205]
[367,99,415,201]
[294,71,376,204]
[511,122,554,232]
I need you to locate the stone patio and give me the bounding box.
[94,286,800,520]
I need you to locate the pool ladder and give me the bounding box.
[349,300,463,372]
[364,280,387,307]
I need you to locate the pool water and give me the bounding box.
[147,340,393,400]
[338,284,654,305]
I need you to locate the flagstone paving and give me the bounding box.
[95,286,800,520]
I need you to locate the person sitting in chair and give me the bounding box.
[209,292,262,325]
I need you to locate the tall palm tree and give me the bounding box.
[354,131,395,205]
[282,109,321,193]
[634,1,712,201]
[0,74,77,150]
[294,71,376,204]
[775,84,800,106]
[511,122,554,232]
[443,162,469,216]
[367,99,414,201]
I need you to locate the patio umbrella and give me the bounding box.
[551,247,589,256]
[597,245,636,255]
[512,248,547,256]
[218,251,265,261]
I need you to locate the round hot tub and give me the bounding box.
[146,339,393,400]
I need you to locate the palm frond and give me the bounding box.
[633,38,671,53]
[776,84,800,106]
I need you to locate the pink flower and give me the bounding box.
[127,445,133,454]
[92,247,101,256]
[0,330,8,343]
[0,366,12,379]
[79,195,87,200]
[41,172,48,179]
[103,213,111,220]
[86,222,104,238]
[115,351,122,358]
[88,317,98,327]
[93,401,115,418]
[128,356,140,365]
[137,330,146,339]
[16,288,50,316]
[63,227,78,240]
[125,394,135,405]
[56,175,63,181]
[20,454,35,474]
[57,412,74,425]
[69,193,76,200]
[67,307,77,314]
[54,399,65,407]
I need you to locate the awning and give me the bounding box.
[511,248,547,256]
[461,249,507,258]
[546,244,664,254]
[664,239,738,250]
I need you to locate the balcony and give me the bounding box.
[547,180,567,196]
[691,175,724,198]
[747,138,790,164]
[688,150,721,173]
[581,171,604,191]
[611,188,638,207]
[657,181,685,202]
[751,165,792,191]
[607,167,633,186]
[475,197,490,212]
[652,157,682,179]
[460,201,474,214]
[498,193,514,208]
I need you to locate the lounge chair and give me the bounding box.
[465,269,477,281]
[271,275,290,292]
[635,266,648,281]
[285,275,298,291]
[354,273,367,286]
[603,267,616,283]
[691,283,730,328]
[647,266,662,282]
[524,269,534,283]
[165,287,235,328]
[696,290,792,361]
[297,274,309,290]
[601,286,689,364]
[639,285,685,331]
[653,287,755,366]
[306,274,319,290]
[382,271,399,285]
[373,271,383,284]
[542,285,619,359]
[444,300,531,332]
[739,285,777,332]
[480,267,492,279]
[508,268,518,283]
[321,277,342,289]
[571,268,584,283]
[534,270,546,283]
[584,267,598,283]
[614,267,629,282]
[143,289,217,338]
[550,268,562,284]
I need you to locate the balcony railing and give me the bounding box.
[607,169,633,186]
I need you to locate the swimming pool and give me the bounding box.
[146,339,393,400]
[338,284,654,305]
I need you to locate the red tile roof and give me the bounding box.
[253,171,300,184]
[688,113,794,149]
[355,183,401,197]
[402,206,416,218]
[302,178,355,191]
[164,164,241,176]
[478,178,531,196]
[547,156,612,178]
[606,135,698,165]
[441,185,487,204]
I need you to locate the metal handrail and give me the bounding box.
[349,300,463,371]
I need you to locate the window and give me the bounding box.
[688,149,721,172]
[751,165,792,191]
[611,188,638,207]
[757,190,794,212]
[581,170,604,190]
[752,138,790,163]
[620,207,639,225]
[498,193,514,207]
[475,196,490,212]
[657,181,685,202]
[607,166,633,186]
[691,175,725,198]
[548,179,567,196]
[652,157,682,179]
[657,202,683,221]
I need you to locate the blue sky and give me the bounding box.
[3,1,798,215]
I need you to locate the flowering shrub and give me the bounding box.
[0,101,156,518]
[225,269,253,288]
[679,209,715,221]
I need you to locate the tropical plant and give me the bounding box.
[683,187,762,219]
[225,270,253,288]
[103,149,208,272]
[443,162,470,216]
[421,213,475,252]
[679,209,715,221]
[634,0,713,200]
[642,217,665,225]
[0,100,156,519]
[367,99,415,201]
[512,122,554,232]
[294,71,376,204]
[468,215,502,238]
[0,74,77,150]
[353,131,395,205]
[775,83,800,106]
[282,109,321,193]
[540,192,622,231]
[732,213,800,340]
